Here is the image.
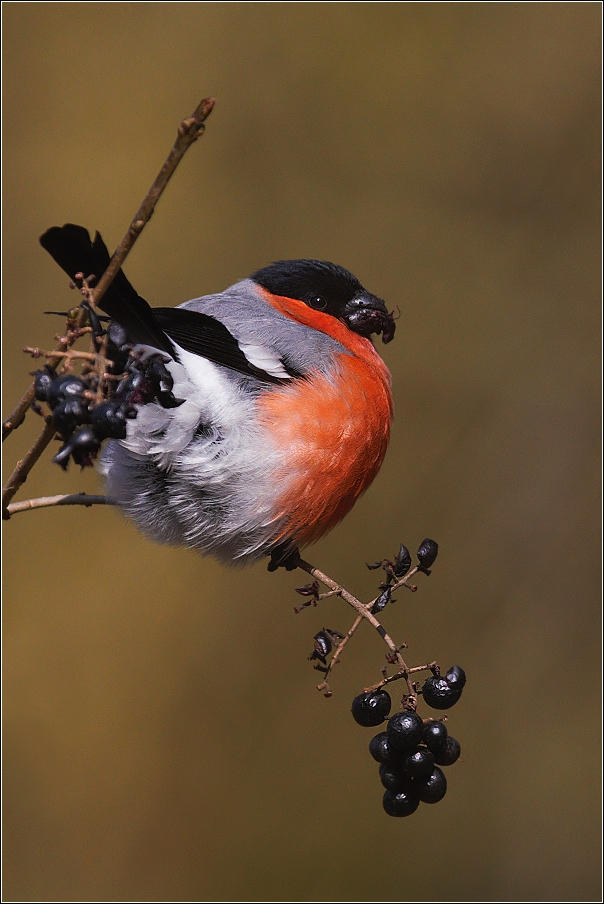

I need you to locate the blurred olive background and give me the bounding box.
[3,3,601,901]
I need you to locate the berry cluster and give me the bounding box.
[298,538,465,815]
[351,664,465,817]
[32,315,183,469]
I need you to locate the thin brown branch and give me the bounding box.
[2,96,215,514]
[296,561,423,698]
[22,347,98,363]
[2,387,36,440]
[88,96,215,313]
[5,493,117,517]
[2,420,58,515]
[364,661,438,694]
[296,558,399,646]
[296,558,417,695]
[315,613,363,696]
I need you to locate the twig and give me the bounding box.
[5,493,117,516]
[88,96,215,314]
[2,421,58,518]
[364,661,438,694]
[2,96,215,513]
[296,558,420,698]
[296,561,423,697]
[22,347,99,362]
[317,613,363,695]
[296,558,402,651]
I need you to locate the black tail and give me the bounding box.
[39,224,174,356]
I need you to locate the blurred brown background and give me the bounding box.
[3,3,601,901]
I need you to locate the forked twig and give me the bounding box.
[296,558,423,698]
[2,97,215,515]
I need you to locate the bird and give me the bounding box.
[39,223,395,569]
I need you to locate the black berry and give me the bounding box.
[445,665,466,690]
[382,786,420,818]
[90,401,128,439]
[423,720,448,752]
[371,587,391,614]
[52,426,101,469]
[46,374,87,410]
[369,732,392,764]
[393,543,412,577]
[403,747,435,778]
[387,710,424,752]
[416,766,447,803]
[379,762,409,791]
[351,689,391,727]
[33,366,56,402]
[51,397,90,435]
[433,736,461,766]
[422,675,462,710]
[107,321,130,349]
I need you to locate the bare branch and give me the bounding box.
[2,421,57,516]
[5,493,116,518]
[295,557,419,696]
[89,96,215,314]
[2,96,215,514]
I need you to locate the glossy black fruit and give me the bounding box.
[90,401,128,439]
[387,710,424,752]
[351,689,391,727]
[422,676,462,710]
[393,543,412,577]
[107,321,130,349]
[51,398,89,435]
[46,374,87,410]
[445,665,466,690]
[382,786,420,818]
[369,732,392,764]
[433,736,461,766]
[52,426,101,469]
[416,766,447,803]
[379,762,409,791]
[403,747,435,778]
[423,720,448,752]
[370,587,391,614]
[33,367,56,402]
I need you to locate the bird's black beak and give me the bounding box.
[343,293,396,344]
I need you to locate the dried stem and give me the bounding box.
[2,422,58,519]
[6,493,117,516]
[296,558,422,699]
[364,660,438,694]
[2,96,215,514]
[22,347,99,363]
[88,96,215,314]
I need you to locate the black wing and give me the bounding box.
[39,224,174,356]
[40,224,295,384]
[152,307,295,383]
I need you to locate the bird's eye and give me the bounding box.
[309,295,327,311]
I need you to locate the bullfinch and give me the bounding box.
[39,224,396,568]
